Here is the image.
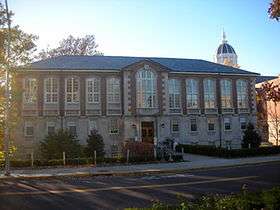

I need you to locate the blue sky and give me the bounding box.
[8,0,280,75]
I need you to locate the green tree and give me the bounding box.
[242,123,262,149]
[268,0,280,21]
[85,129,105,158]
[40,129,82,160]
[0,2,37,159]
[38,35,103,60]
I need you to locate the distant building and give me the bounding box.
[256,75,280,145]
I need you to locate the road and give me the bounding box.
[0,162,279,210]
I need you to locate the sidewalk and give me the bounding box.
[1,154,280,179]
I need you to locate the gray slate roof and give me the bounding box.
[27,55,259,75]
[255,76,278,84]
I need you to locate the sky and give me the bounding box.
[7,0,280,75]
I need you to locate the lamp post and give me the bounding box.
[4,0,11,176]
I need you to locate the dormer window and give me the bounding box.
[136,69,156,108]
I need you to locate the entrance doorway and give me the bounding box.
[141,121,154,144]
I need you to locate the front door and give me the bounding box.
[141,122,154,144]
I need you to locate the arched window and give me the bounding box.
[136,69,156,108]
[203,79,216,109]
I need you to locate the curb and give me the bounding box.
[1,159,279,180]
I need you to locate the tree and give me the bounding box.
[258,82,280,145]
[0,2,37,160]
[242,123,262,149]
[38,35,103,60]
[85,129,105,158]
[268,0,280,21]
[40,129,82,160]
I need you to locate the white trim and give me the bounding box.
[65,77,80,104]
[44,77,59,104]
[86,77,101,104]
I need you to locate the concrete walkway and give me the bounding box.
[1,154,280,179]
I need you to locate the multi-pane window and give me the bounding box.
[136,70,156,108]
[47,122,55,135]
[67,122,77,136]
[240,117,247,130]
[24,122,34,137]
[237,79,248,108]
[24,78,37,104]
[87,78,100,103]
[220,79,232,108]
[168,79,181,109]
[109,119,119,134]
[44,78,58,103]
[224,118,231,131]
[204,79,216,109]
[66,77,79,103]
[207,118,215,131]
[171,119,179,133]
[88,120,97,134]
[186,79,199,108]
[107,78,120,103]
[190,118,197,132]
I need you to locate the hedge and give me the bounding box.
[126,187,280,210]
[176,144,280,158]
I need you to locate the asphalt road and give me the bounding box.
[0,162,279,210]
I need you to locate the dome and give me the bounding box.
[217,43,236,55]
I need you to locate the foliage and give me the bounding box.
[176,144,280,158]
[125,187,280,210]
[122,141,155,162]
[37,34,103,59]
[258,81,280,145]
[268,0,280,21]
[242,123,262,148]
[40,129,82,160]
[84,129,105,158]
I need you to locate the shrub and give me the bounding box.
[242,123,262,148]
[84,129,105,158]
[176,144,280,158]
[122,141,155,162]
[40,129,82,160]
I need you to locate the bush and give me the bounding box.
[84,129,105,158]
[242,123,262,148]
[40,129,82,160]
[176,144,280,158]
[123,141,155,162]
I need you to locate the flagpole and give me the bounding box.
[4,0,11,176]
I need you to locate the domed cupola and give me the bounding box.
[216,31,238,67]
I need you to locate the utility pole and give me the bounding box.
[4,0,11,176]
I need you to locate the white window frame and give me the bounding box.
[67,122,77,136]
[207,118,216,131]
[236,79,248,108]
[86,78,100,104]
[136,69,157,108]
[46,121,56,135]
[240,117,247,130]
[220,79,232,108]
[88,120,97,134]
[171,119,180,133]
[224,117,232,131]
[24,121,34,137]
[190,118,198,132]
[107,78,121,104]
[23,78,37,104]
[65,77,79,104]
[168,79,181,109]
[186,79,199,109]
[204,79,216,109]
[44,78,58,104]
[109,119,119,135]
